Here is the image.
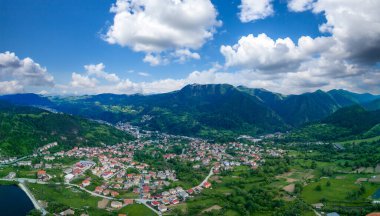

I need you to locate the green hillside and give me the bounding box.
[0,101,134,156]
[289,105,380,141]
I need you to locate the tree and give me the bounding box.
[315,185,322,191]
[326,180,331,187]
[310,161,317,169]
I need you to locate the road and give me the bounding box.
[194,166,214,189]
[19,182,48,215]
[0,155,32,167]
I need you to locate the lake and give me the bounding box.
[0,185,35,216]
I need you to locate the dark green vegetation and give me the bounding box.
[0,101,133,156]
[289,105,380,141]
[1,84,379,141]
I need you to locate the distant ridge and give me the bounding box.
[1,84,379,140]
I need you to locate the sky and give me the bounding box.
[0,0,380,95]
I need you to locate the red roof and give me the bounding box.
[124,199,134,205]
[37,170,46,175]
[151,201,160,206]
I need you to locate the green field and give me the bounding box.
[118,204,157,216]
[339,135,380,145]
[302,174,379,206]
[27,183,111,216]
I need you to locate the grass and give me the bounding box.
[27,183,106,215]
[0,166,37,178]
[301,174,379,206]
[339,135,380,145]
[118,204,157,216]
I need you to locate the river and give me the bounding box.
[0,185,35,216]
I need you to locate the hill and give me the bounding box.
[1,84,379,141]
[289,105,380,141]
[51,84,288,141]
[0,101,133,156]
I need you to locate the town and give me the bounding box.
[0,125,285,216]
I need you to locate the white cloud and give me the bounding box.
[103,0,220,64]
[312,0,380,64]
[138,72,150,77]
[239,0,274,22]
[70,72,97,88]
[220,33,334,72]
[60,62,380,96]
[219,0,380,94]
[287,0,315,12]
[0,52,54,94]
[143,54,168,66]
[172,49,201,63]
[84,63,120,82]
[0,51,54,87]
[0,81,24,94]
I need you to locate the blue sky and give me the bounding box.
[1,0,379,95]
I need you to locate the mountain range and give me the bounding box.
[1,84,380,141]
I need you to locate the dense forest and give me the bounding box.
[0,101,133,156]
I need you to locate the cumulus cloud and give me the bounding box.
[70,73,98,88]
[84,63,120,82]
[312,0,380,64]
[172,49,201,63]
[218,0,380,94]
[0,81,24,94]
[0,51,54,87]
[103,0,220,64]
[60,62,380,96]
[143,54,168,66]
[0,52,54,94]
[287,0,315,12]
[220,33,334,72]
[239,0,274,22]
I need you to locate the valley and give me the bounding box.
[1,85,380,216]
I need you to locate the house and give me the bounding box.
[37,170,46,178]
[82,179,91,187]
[311,203,324,209]
[178,191,189,199]
[171,199,179,205]
[367,213,380,216]
[169,188,176,195]
[151,201,160,206]
[124,199,134,206]
[187,189,194,195]
[162,198,170,205]
[162,191,170,197]
[95,186,103,194]
[111,201,123,209]
[64,174,74,182]
[103,189,110,196]
[143,185,150,193]
[158,204,168,212]
[203,181,211,188]
[59,209,75,215]
[133,187,139,194]
[111,191,119,197]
